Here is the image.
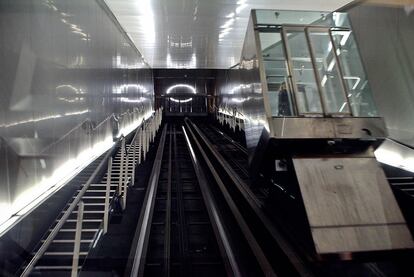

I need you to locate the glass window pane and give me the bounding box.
[259,32,294,116]
[285,30,323,114]
[254,10,351,28]
[331,30,378,117]
[308,29,350,114]
[255,10,328,26]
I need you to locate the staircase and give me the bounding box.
[18,109,162,277]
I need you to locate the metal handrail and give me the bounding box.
[40,113,115,154]
[41,108,144,155]
[20,144,115,277]
[216,106,245,119]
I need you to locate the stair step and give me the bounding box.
[70,210,105,214]
[55,228,99,233]
[34,266,82,270]
[56,219,102,223]
[42,240,93,243]
[42,252,88,256]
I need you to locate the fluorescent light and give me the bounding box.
[321,75,328,87]
[120,97,146,103]
[166,84,196,95]
[170,97,193,103]
[327,59,336,71]
[221,18,235,29]
[340,31,351,46]
[343,76,361,90]
[339,102,348,112]
[2,110,89,128]
[166,84,196,103]
[236,4,247,14]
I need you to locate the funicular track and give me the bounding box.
[138,124,227,276]
[194,122,269,204]
[128,121,287,277]
[184,119,309,277]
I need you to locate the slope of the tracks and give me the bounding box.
[126,122,251,277]
[185,118,309,277]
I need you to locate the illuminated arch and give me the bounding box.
[166,84,196,103]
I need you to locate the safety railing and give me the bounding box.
[81,107,162,272]
[215,106,245,132]
[20,145,115,277]
[20,108,163,277]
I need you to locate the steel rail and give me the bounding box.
[163,129,173,277]
[182,126,243,277]
[126,125,168,277]
[210,125,248,155]
[187,119,315,277]
[173,126,190,276]
[184,120,277,277]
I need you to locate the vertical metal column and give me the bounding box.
[72,202,84,277]
[104,158,112,234]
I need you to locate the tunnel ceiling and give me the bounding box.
[104,0,353,69]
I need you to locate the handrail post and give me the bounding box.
[122,146,129,210]
[152,119,155,142]
[147,123,150,152]
[104,158,112,234]
[132,134,136,186]
[138,129,142,165]
[143,126,147,161]
[72,201,84,277]
[150,119,153,143]
[118,139,125,195]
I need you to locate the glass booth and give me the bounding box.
[255,10,378,118]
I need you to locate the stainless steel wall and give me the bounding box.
[216,14,267,154]
[0,0,154,230]
[347,3,414,146]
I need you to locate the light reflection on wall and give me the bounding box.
[0,0,154,234]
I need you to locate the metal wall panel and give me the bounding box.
[217,13,267,153]
[0,0,154,230]
[347,4,414,146]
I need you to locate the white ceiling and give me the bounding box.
[105,0,353,69]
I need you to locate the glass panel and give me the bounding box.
[259,32,294,116]
[284,29,323,114]
[254,10,350,28]
[307,29,350,114]
[331,30,378,117]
